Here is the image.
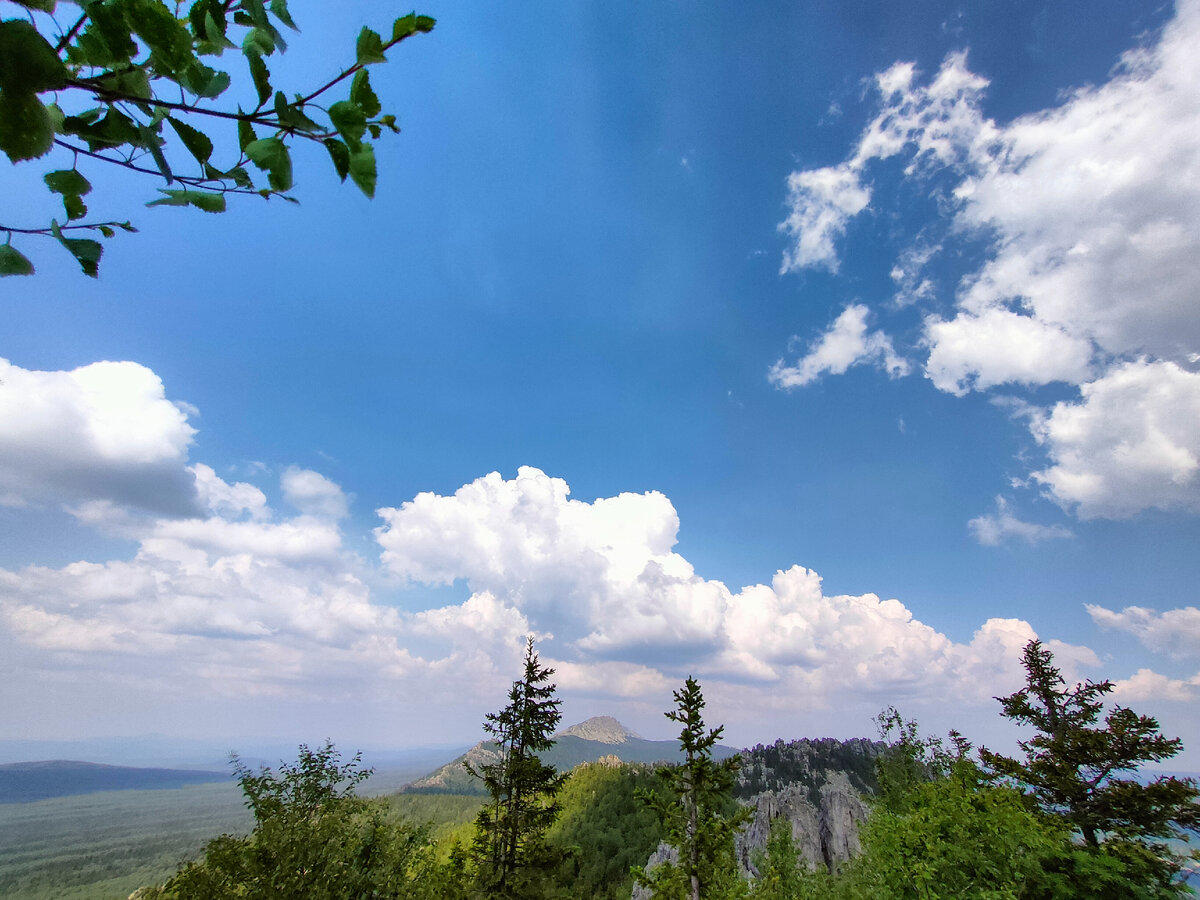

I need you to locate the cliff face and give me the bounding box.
[634,736,882,893]
[736,770,870,875]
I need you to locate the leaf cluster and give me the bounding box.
[1,0,434,275]
[145,740,440,900]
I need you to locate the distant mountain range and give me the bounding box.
[403,715,738,794]
[0,760,228,804]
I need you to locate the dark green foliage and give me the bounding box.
[849,711,1066,900]
[636,677,751,900]
[735,738,883,804]
[468,637,566,897]
[546,760,666,899]
[979,639,1200,894]
[155,741,437,899]
[0,1,435,275]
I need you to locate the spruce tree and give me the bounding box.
[467,636,565,898]
[635,676,751,900]
[981,640,1200,890]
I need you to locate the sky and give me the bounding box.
[2,0,1199,767]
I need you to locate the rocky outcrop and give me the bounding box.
[736,771,870,875]
[634,737,879,891]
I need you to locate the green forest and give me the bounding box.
[7,637,1182,900]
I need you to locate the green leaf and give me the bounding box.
[0,91,55,162]
[273,91,319,131]
[391,14,418,42]
[244,137,292,191]
[51,221,103,278]
[379,113,399,134]
[245,50,271,106]
[348,144,376,198]
[62,107,140,150]
[242,0,270,29]
[391,14,434,41]
[63,194,87,220]
[327,100,366,150]
[0,20,69,94]
[323,138,349,182]
[269,0,297,31]
[137,123,173,183]
[128,0,195,75]
[355,27,386,65]
[350,69,381,118]
[45,169,92,220]
[167,116,214,164]
[243,26,275,57]
[44,169,91,197]
[72,2,139,68]
[180,60,231,99]
[0,244,35,277]
[11,0,56,11]
[98,225,114,238]
[146,188,227,213]
[237,116,256,151]
[228,165,253,189]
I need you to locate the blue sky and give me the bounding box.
[3,0,1199,765]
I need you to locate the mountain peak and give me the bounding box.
[556,716,640,744]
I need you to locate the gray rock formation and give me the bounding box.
[736,771,870,875]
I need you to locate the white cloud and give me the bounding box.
[924,308,1094,396]
[967,496,1073,546]
[192,464,269,520]
[375,468,1081,708]
[1,462,1124,741]
[1031,360,1200,518]
[0,358,200,516]
[769,304,909,388]
[778,53,994,275]
[1086,603,1200,660]
[1111,668,1200,703]
[778,166,871,273]
[282,467,350,520]
[776,0,1200,520]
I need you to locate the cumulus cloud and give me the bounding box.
[0,358,201,516]
[769,304,909,388]
[282,467,350,520]
[924,308,1094,396]
[775,0,1200,520]
[1086,603,1200,660]
[1111,668,1200,703]
[967,496,1073,546]
[1031,360,1200,518]
[2,463,1117,737]
[375,468,1080,708]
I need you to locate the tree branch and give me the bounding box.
[55,12,89,54]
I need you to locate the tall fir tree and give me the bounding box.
[635,676,751,900]
[980,640,1200,892]
[467,636,566,898]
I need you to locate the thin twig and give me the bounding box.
[55,12,89,54]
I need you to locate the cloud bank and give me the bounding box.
[2,360,1194,740]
